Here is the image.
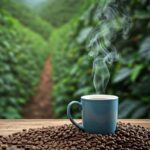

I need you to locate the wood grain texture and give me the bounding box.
[0,119,149,136]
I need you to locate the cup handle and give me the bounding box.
[67,101,84,131]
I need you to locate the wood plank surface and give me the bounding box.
[0,119,149,136]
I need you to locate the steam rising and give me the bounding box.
[87,0,131,93]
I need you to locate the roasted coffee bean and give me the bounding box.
[1,145,7,150]
[0,122,149,150]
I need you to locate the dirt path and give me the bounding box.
[23,58,52,118]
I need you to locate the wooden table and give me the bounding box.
[0,119,149,136]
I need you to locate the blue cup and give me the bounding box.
[67,94,118,134]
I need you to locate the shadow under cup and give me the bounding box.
[67,94,118,135]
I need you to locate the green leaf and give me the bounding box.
[130,105,150,118]
[113,68,132,83]
[17,98,26,104]
[139,37,150,60]
[76,27,93,44]
[119,100,141,118]
[131,65,143,82]
[74,87,92,96]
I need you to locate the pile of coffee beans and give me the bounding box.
[0,122,149,150]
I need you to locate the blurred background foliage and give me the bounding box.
[49,0,150,118]
[0,0,149,119]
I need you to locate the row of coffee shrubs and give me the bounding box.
[0,10,49,118]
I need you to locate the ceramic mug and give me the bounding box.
[67,94,118,134]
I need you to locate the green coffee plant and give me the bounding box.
[37,0,84,27]
[0,10,49,118]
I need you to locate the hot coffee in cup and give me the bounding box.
[67,94,118,134]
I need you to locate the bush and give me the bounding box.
[0,10,49,118]
[37,0,96,27]
[37,0,84,27]
[50,0,150,118]
[0,0,53,40]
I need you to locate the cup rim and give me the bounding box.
[81,94,118,100]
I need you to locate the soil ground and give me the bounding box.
[23,58,52,118]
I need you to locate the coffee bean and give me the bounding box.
[0,122,149,150]
[1,145,7,150]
